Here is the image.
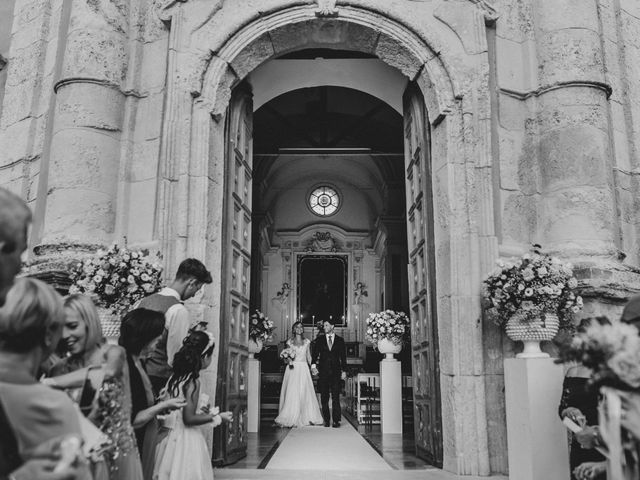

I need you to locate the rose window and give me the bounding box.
[309,186,340,216]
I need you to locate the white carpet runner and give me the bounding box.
[265,422,392,471]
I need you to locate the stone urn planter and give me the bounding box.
[377,337,402,360]
[248,338,263,358]
[98,307,120,343]
[505,310,560,358]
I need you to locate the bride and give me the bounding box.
[274,321,324,427]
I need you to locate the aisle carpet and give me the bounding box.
[265,422,392,471]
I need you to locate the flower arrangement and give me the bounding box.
[280,347,295,369]
[558,318,640,391]
[365,310,410,346]
[483,246,583,330]
[249,310,275,343]
[69,244,163,316]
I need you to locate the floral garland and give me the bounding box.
[249,309,275,343]
[483,246,583,330]
[365,310,410,346]
[69,244,163,316]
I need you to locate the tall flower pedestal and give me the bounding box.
[505,358,569,480]
[505,311,559,358]
[377,338,402,360]
[248,338,263,359]
[247,356,261,433]
[379,341,403,434]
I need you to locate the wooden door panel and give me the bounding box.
[214,83,253,465]
[403,83,443,467]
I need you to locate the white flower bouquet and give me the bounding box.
[365,310,410,346]
[280,347,296,369]
[483,246,583,331]
[249,310,275,342]
[69,244,163,315]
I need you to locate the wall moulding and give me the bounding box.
[499,80,613,101]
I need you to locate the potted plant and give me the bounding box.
[248,309,274,357]
[69,244,163,338]
[365,310,410,359]
[483,245,583,357]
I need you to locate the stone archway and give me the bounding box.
[156,1,501,475]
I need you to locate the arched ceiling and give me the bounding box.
[250,53,407,229]
[254,86,403,155]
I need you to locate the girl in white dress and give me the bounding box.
[153,330,232,480]
[274,321,324,427]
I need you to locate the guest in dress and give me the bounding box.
[0,278,89,480]
[559,318,607,480]
[154,330,232,480]
[45,294,143,480]
[119,308,186,480]
[274,321,324,427]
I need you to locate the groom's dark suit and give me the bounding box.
[312,333,347,426]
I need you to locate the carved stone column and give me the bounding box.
[528,0,640,313]
[33,0,129,275]
[532,0,616,259]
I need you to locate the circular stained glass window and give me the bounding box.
[309,186,340,216]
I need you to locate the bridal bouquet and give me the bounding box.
[249,310,275,342]
[280,347,295,369]
[69,244,163,315]
[483,245,583,330]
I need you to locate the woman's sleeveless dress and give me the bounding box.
[274,339,324,427]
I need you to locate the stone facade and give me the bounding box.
[2,0,640,475]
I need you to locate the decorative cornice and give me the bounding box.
[32,242,104,257]
[500,80,613,100]
[315,0,339,17]
[53,77,146,98]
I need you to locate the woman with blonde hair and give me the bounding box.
[45,294,143,480]
[49,294,105,377]
[0,278,88,479]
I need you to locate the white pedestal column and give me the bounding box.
[247,358,261,433]
[380,358,403,434]
[505,358,569,480]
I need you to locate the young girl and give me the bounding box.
[153,330,232,480]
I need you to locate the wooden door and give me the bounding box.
[214,82,253,465]
[403,83,443,467]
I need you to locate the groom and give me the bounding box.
[311,319,347,427]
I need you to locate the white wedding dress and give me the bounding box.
[274,338,324,427]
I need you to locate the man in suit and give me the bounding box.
[311,318,347,427]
